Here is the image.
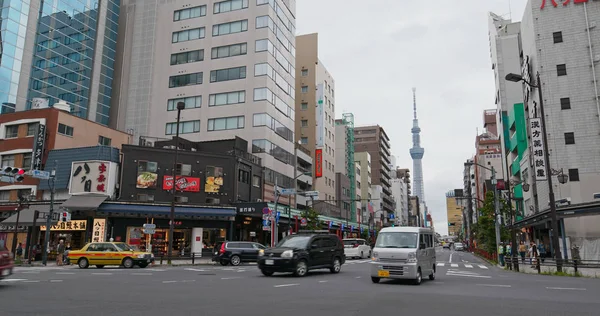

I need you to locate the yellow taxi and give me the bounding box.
[68,242,154,269]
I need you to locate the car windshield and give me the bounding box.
[114,243,134,251]
[276,236,311,248]
[343,240,358,246]
[375,232,418,248]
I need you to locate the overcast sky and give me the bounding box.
[296,0,528,235]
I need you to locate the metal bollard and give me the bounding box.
[160,256,163,265]
[574,259,578,273]
[192,253,195,265]
[536,257,541,274]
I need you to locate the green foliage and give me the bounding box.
[473,191,511,254]
[305,208,320,230]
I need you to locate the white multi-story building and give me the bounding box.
[115,0,298,195]
[355,152,372,224]
[391,177,408,226]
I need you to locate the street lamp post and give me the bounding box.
[506,72,563,272]
[42,165,56,266]
[167,101,185,264]
[506,179,530,272]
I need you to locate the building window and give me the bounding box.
[210,66,246,83]
[553,31,563,44]
[0,190,9,201]
[168,96,202,111]
[173,5,206,21]
[170,50,204,65]
[252,175,261,187]
[212,20,248,37]
[557,64,567,76]
[207,116,245,131]
[568,169,579,182]
[255,39,274,53]
[27,123,39,136]
[165,120,200,135]
[252,139,293,164]
[301,120,308,127]
[300,137,308,144]
[1,154,15,167]
[253,113,294,142]
[169,72,203,88]
[172,27,205,43]
[564,132,575,145]
[214,0,248,14]
[238,169,250,184]
[176,163,192,176]
[211,43,247,59]
[560,97,571,110]
[5,125,18,138]
[301,102,308,110]
[301,69,308,76]
[98,136,112,146]
[58,123,74,136]
[209,91,245,107]
[22,153,32,170]
[301,86,308,93]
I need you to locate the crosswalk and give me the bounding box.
[436,262,488,269]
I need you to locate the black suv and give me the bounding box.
[257,232,345,277]
[212,241,266,266]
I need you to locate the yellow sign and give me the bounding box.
[40,220,87,231]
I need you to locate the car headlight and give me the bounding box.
[258,249,264,256]
[281,250,293,258]
[371,251,379,261]
[407,252,417,263]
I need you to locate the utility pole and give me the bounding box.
[492,166,501,264]
[466,169,474,248]
[272,178,279,247]
[167,102,185,264]
[292,141,298,236]
[11,192,25,259]
[42,165,56,266]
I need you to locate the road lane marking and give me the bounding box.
[223,268,235,271]
[56,272,75,275]
[50,280,63,282]
[21,271,40,274]
[184,268,206,272]
[464,264,473,268]
[92,273,113,275]
[478,265,488,269]
[446,272,491,279]
[146,268,167,271]
[162,281,177,283]
[221,277,242,280]
[132,273,153,275]
[546,287,586,291]
[182,280,196,283]
[23,280,40,283]
[319,280,328,283]
[477,284,511,288]
[274,283,299,288]
[437,263,445,267]
[355,276,361,279]
[451,264,458,268]
[449,252,453,263]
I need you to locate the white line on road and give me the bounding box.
[181,280,196,283]
[221,277,242,280]
[477,284,511,288]
[56,272,75,275]
[23,280,40,283]
[146,269,167,272]
[478,265,488,269]
[237,270,246,273]
[451,264,458,268]
[274,283,299,288]
[318,280,328,283]
[21,271,40,274]
[437,263,445,267]
[446,273,491,279]
[449,252,453,263]
[464,264,473,268]
[546,287,586,291]
[50,280,63,282]
[91,273,113,275]
[162,281,177,283]
[355,276,361,279]
[0,279,28,282]
[184,268,206,272]
[223,268,235,271]
[131,273,153,276]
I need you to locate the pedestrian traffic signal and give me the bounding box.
[59,211,71,222]
[1,167,26,182]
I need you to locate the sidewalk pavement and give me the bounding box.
[500,261,600,278]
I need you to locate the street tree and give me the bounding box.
[473,191,510,254]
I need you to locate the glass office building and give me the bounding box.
[0,0,120,125]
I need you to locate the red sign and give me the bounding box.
[315,149,323,178]
[162,176,201,192]
[541,0,588,9]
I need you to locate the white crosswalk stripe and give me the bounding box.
[451,264,459,268]
[479,265,488,269]
[464,264,473,268]
[437,263,445,267]
[434,263,489,269]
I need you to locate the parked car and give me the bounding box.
[442,242,451,249]
[68,242,154,269]
[0,246,14,280]
[454,243,465,251]
[343,238,371,259]
[212,241,266,266]
[257,231,345,277]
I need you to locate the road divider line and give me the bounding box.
[50,280,63,282]
[23,280,40,283]
[162,281,177,283]
[477,284,511,288]
[0,279,27,282]
[464,264,473,268]
[91,273,113,275]
[132,273,153,276]
[319,280,328,283]
[446,273,491,279]
[221,277,242,280]
[449,252,453,263]
[478,265,488,269]
[184,268,206,272]
[546,287,586,291]
[274,283,299,288]
[355,276,361,279]
[21,271,40,274]
[56,272,75,275]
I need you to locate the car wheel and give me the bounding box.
[330,257,342,274]
[429,265,435,280]
[371,277,380,283]
[96,265,104,269]
[219,260,228,266]
[78,258,89,269]
[122,257,134,269]
[294,260,308,277]
[261,269,274,277]
[230,255,241,266]
[414,268,422,285]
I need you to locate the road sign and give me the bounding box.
[300,218,307,226]
[262,207,270,215]
[276,211,280,223]
[262,219,271,231]
[31,170,50,180]
[303,191,319,197]
[143,223,156,229]
[278,188,296,196]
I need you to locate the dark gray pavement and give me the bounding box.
[2,249,600,316]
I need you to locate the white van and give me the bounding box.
[370,227,436,285]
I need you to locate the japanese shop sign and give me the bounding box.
[315,149,323,178]
[40,220,87,231]
[93,218,106,242]
[541,0,592,9]
[69,161,116,196]
[521,56,532,103]
[529,118,548,181]
[163,176,201,192]
[31,124,46,170]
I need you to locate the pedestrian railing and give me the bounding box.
[504,255,600,275]
[473,248,498,264]
[158,252,205,265]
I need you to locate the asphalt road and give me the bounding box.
[2,248,600,316]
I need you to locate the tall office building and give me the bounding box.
[294,33,337,214]
[115,0,298,199]
[0,0,120,126]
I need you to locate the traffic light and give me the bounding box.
[1,167,26,182]
[59,211,71,222]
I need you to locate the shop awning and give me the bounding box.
[0,204,61,226]
[98,202,236,217]
[61,194,108,211]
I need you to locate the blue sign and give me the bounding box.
[276,211,280,222]
[389,214,395,219]
[341,224,345,230]
[328,221,332,229]
[351,226,354,232]
[262,220,270,226]
[262,207,270,215]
